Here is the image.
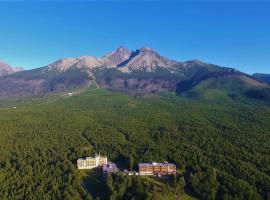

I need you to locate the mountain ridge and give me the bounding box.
[0,47,268,100]
[43,46,180,73]
[117,47,179,73]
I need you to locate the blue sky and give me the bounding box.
[0,1,269,74]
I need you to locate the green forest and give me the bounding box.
[0,88,270,199]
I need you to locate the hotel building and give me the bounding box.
[77,154,107,169]
[138,162,176,176]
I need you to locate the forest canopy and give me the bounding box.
[0,89,269,199]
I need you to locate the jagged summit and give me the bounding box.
[102,46,131,67]
[45,46,180,73]
[117,46,179,72]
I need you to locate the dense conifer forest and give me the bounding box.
[0,89,269,199]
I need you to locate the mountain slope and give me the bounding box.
[0,55,106,98]
[95,48,223,93]
[0,66,90,98]
[94,60,221,93]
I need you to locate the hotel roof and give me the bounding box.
[138,162,176,167]
[77,155,107,161]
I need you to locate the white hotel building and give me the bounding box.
[77,154,107,169]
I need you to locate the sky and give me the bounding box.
[0,1,270,74]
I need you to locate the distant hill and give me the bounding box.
[176,68,268,100]
[0,61,23,77]
[253,73,270,84]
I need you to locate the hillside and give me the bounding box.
[176,69,268,101]
[0,88,269,199]
[0,67,90,98]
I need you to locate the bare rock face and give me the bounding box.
[0,61,23,76]
[47,58,76,72]
[102,46,131,67]
[47,56,102,72]
[117,47,179,72]
[45,46,179,74]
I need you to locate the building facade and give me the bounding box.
[138,162,176,176]
[77,154,107,169]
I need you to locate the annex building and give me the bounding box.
[138,162,176,176]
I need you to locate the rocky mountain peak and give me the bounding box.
[47,58,76,72]
[47,56,102,72]
[45,47,180,73]
[118,47,179,72]
[102,46,131,67]
[116,46,130,52]
[75,56,102,68]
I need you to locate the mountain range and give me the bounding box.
[0,47,269,100]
